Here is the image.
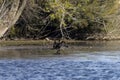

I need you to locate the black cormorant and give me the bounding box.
[53,40,66,55]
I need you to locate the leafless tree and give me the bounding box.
[0,0,27,38]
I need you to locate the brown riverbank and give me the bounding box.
[0,39,120,46]
[0,39,83,46]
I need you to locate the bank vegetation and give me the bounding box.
[0,0,120,40]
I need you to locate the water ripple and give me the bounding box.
[0,58,120,80]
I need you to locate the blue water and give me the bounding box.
[0,52,120,80]
[1,41,120,80]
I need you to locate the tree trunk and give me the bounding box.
[0,0,27,38]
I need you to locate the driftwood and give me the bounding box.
[0,0,27,38]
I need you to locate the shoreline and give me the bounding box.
[0,39,120,46]
[0,40,120,59]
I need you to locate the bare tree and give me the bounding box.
[0,0,27,38]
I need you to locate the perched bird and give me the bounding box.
[53,40,68,55]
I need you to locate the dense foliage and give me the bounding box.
[5,0,119,40]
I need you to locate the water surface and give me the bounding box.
[0,41,120,80]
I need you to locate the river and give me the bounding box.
[0,41,120,80]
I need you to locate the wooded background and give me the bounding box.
[0,0,120,40]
